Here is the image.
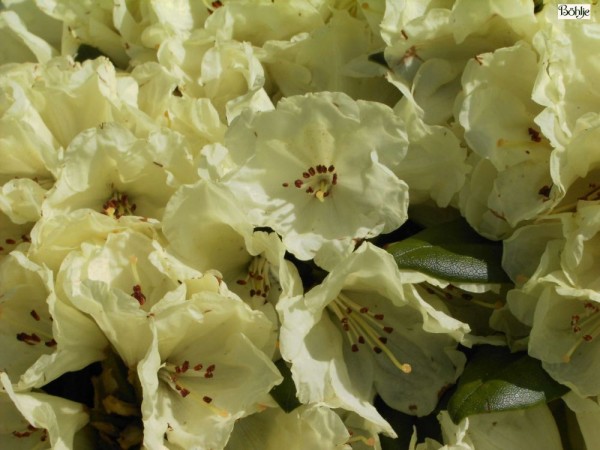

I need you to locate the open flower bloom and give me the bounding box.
[0,252,56,383]
[203,0,325,46]
[224,91,409,262]
[456,41,554,238]
[158,29,271,122]
[532,4,600,149]
[503,202,600,395]
[262,9,400,106]
[0,250,107,390]
[28,208,161,274]
[42,123,184,221]
[383,0,538,126]
[163,179,302,307]
[226,402,351,450]
[138,292,282,449]
[414,405,562,450]
[55,228,218,367]
[278,243,467,435]
[1,374,88,450]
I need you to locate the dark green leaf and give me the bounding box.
[447,346,569,424]
[386,218,510,283]
[270,359,301,413]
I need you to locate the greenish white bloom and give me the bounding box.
[138,292,282,449]
[278,243,466,435]
[1,372,88,450]
[225,91,409,262]
[42,123,180,221]
[263,9,399,105]
[226,403,351,450]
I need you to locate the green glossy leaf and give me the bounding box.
[270,359,301,413]
[447,346,569,424]
[386,218,510,283]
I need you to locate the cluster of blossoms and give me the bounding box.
[0,0,599,449]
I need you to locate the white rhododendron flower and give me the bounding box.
[383,0,537,126]
[1,374,88,450]
[225,91,409,261]
[1,1,599,448]
[0,252,56,382]
[139,293,282,449]
[278,244,466,433]
[226,403,351,450]
[415,404,562,450]
[163,180,302,313]
[263,9,400,105]
[56,228,208,366]
[28,208,161,273]
[533,3,600,148]
[43,123,181,221]
[456,41,554,237]
[203,0,325,46]
[158,30,270,122]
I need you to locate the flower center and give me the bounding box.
[14,307,56,348]
[101,190,137,218]
[327,292,411,374]
[236,255,271,302]
[160,359,229,418]
[282,164,338,202]
[563,301,600,363]
[129,256,147,306]
[89,351,143,449]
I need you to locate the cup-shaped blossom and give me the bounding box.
[138,292,282,449]
[163,179,303,307]
[158,30,270,122]
[456,41,555,237]
[42,123,185,221]
[383,1,536,126]
[263,10,401,106]
[56,228,216,367]
[532,5,600,149]
[28,208,161,273]
[224,91,410,262]
[1,373,88,450]
[278,243,467,435]
[0,250,107,390]
[0,66,58,185]
[0,252,56,382]
[226,403,351,450]
[203,0,324,46]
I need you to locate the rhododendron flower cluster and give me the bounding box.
[0,1,599,449]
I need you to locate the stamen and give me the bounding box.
[563,301,600,363]
[327,293,411,374]
[101,190,137,218]
[129,256,146,305]
[160,361,229,418]
[282,164,338,201]
[235,255,271,303]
